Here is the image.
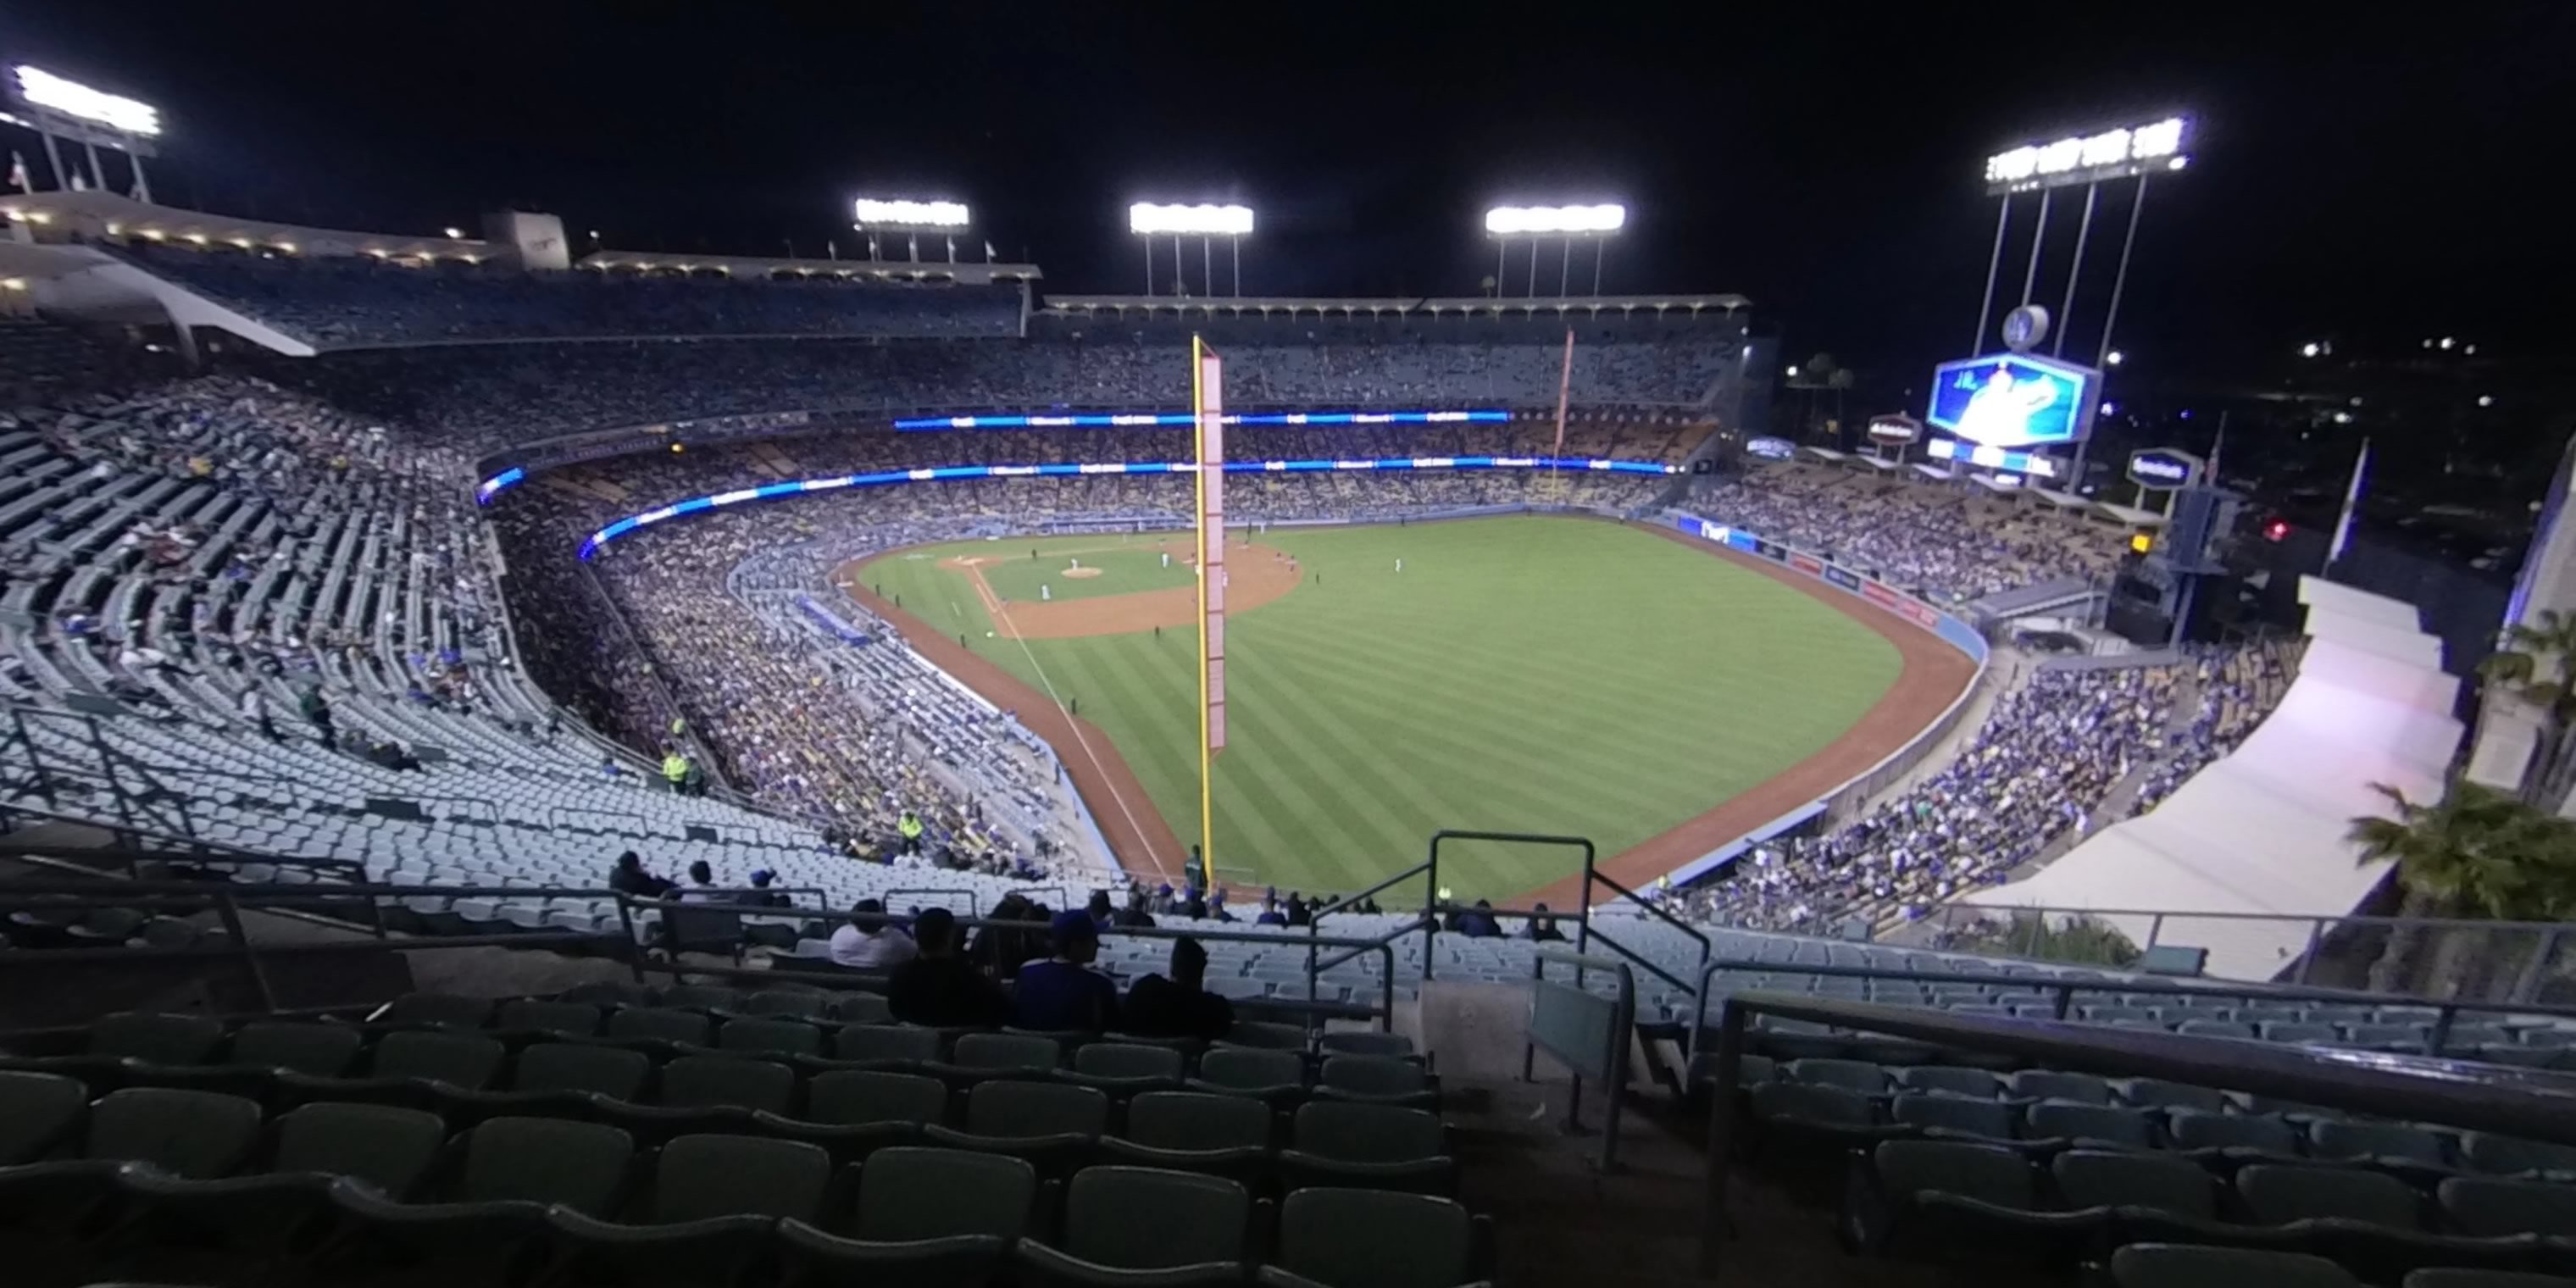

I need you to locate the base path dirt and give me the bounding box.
[941,538,1303,640]
[1513,518,1978,912]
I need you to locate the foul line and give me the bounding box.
[963,559,1178,883]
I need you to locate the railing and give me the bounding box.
[1687,955,2576,1058]
[1524,945,1635,1171]
[886,887,981,919]
[1696,990,2576,1274]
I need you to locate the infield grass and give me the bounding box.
[978,546,1194,603]
[858,517,1901,901]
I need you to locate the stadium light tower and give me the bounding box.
[1484,203,1625,298]
[4,64,161,201]
[851,197,972,263]
[1129,203,1252,298]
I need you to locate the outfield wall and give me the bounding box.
[1651,510,1993,891]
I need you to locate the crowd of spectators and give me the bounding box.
[1681,664,2190,935]
[1685,463,2128,603]
[113,245,1022,347]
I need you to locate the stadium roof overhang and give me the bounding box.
[1041,293,1749,318]
[579,250,1041,286]
[5,190,490,262]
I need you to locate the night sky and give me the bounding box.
[4,3,2572,387]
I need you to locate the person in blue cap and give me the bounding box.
[1010,909,1119,1031]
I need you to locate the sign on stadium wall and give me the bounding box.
[2126,447,2203,491]
[1867,414,1923,445]
[1670,509,1968,647]
[1788,553,1824,575]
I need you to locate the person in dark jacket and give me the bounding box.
[888,908,1010,1027]
[1457,899,1503,938]
[1119,936,1234,1041]
[1010,910,1119,1032]
[608,851,675,898]
[1524,902,1568,941]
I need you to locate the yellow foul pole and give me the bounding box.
[1191,336,1216,891]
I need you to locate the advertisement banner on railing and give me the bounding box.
[1788,552,1824,576]
[1752,537,1783,561]
[1821,564,1863,593]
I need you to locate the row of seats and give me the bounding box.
[0,1080,1482,1287]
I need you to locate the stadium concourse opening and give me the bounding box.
[838,515,1973,901]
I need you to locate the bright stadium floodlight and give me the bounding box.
[7,64,163,202]
[1128,203,1254,297]
[1983,115,2189,195]
[12,66,158,136]
[1483,203,1626,297]
[851,197,971,264]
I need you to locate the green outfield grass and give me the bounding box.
[858,517,1901,901]
[978,545,1193,603]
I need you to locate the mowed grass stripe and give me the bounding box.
[847,517,1903,899]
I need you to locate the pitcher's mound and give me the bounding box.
[1063,567,1104,580]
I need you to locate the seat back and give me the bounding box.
[653,1134,830,1222]
[805,1069,949,1126]
[92,1012,226,1065]
[229,1022,364,1076]
[2111,1242,2360,1288]
[1075,1042,1186,1081]
[494,999,602,1037]
[2007,1070,2111,1105]
[513,1042,651,1099]
[2168,1108,2298,1154]
[370,1030,507,1089]
[1125,1091,1270,1152]
[1891,1092,2018,1139]
[964,1080,1108,1138]
[1317,1032,1414,1059]
[271,1102,448,1194]
[663,906,745,955]
[660,985,741,1011]
[2308,1120,2450,1166]
[2028,1100,2156,1148]
[0,1070,86,1164]
[2437,1176,2576,1237]
[953,1033,1060,1071]
[1058,1166,1249,1269]
[607,1008,711,1046]
[659,1055,796,1114]
[852,1146,1037,1241]
[1198,1047,1304,1090]
[86,1087,263,1178]
[2237,1163,2425,1228]
[716,1018,822,1057]
[1320,1055,1426,1096]
[836,1024,941,1063]
[1275,1187,1475,1288]
[1895,1066,2000,1098]
[1223,1021,1309,1051]
[742,990,831,1019]
[1292,1101,1444,1163]
[2054,1150,2217,1218]
[1787,1058,1888,1095]
[375,993,494,1030]
[833,994,893,1025]
[1871,1140,2036,1208]
[457,1116,635,1213]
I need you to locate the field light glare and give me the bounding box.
[852,198,970,228]
[12,65,160,136]
[1483,203,1626,236]
[1127,203,1254,236]
[1985,116,2187,188]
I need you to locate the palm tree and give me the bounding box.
[2348,780,2576,996]
[2480,609,2576,810]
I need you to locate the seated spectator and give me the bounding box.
[1524,902,1566,942]
[1010,909,1119,1032]
[969,894,1046,980]
[1457,899,1503,938]
[887,907,1010,1027]
[1119,936,1234,1041]
[675,859,724,902]
[1285,893,1310,928]
[608,850,674,898]
[829,897,919,969]
[1116,888,1157,929]
[744,869,792,908]
[1254,898,1287,927]
[364,739,423,772]
[1085,889,1117,932]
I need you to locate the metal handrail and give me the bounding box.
[1698,990,2576,1274]
[1573,869,1708,1008]
[1688,954,2576,1057]
[1525,945,1636,1170]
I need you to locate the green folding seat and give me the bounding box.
[2168,1109,2304,1167]
[2239,1163,2529,1276]
[714,1018,824,1058]
[1258,1186,1486,1288]
[2308,1120,2454,1171]
[1785,1058,1890,1096]
[373,993,494,1030]
[755,1069,947,1162]
[492,998,603,1040]
[119,1102,449,1254]
[2026,1100,2158,1150]
[606,1007,713,1053]
[2439,1175,2576,1238]
[1188,1048,1307,1107]
[951,1033,1063,1072]
[433,1041,651,1127]
[1279,1100,1453,1195]
[562,982,658,1008]
[0,1087,263,1232]
[658,1055,797,1115]
[320,1116,634,1276]
[276,1030,507,1111]
[2115,1078,2232,1114]
[776,1146,1036,1286]
[2406,1271,2576,1288]
[1012,1165,1251,1288]
[2111,1242,2361,1288]
[1892,1091,2018,1141]
[0,1070,86,1163]
[922,1079,1106,1174]
[1315,1055,1435,1108]
[2052,1148,2239,1246]
[1316,1032,1415,1059]
[831,994,893,1025]
[1895,1066,2001,1099]
[659,985,741,1012]
[1846,1138,2088,1260]
[3,1012,229,1085]
[546,1133,832,1284]
[1102,1091,1272,1182]
[128,1021,366,1099]
[1219,1021,1310,1052]
[2007,1070,2112,1105]
[1061,1042,1185,1096]
[831,1024,942,1066]
[2462,1133,2576,1180]
[738,990,835,1020]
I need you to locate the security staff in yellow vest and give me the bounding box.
[662,752,689,794]
[897,811,925,855]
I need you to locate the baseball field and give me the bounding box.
[841,514,1946,902]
